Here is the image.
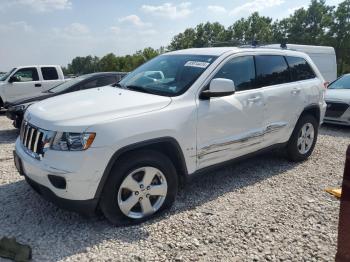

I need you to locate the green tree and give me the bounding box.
[193,22,228,47]
[98,53,118,72]
[66,55,100,75]
[274,0,334,45]
[64,0,350,76]
[228,12,274,44]
[168,28,196,50]
[330,0,350,73]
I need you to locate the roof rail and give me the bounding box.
[211,39,290,50]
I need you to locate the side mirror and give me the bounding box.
[200,78,236,99]
[9,76,19,83]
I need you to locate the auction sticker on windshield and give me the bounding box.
[184,61,210,68]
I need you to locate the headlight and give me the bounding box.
[51,132,96,151]
[11,102,34,111]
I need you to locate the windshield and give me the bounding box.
[118,54,217,96]
[0,68,16,81]
[329,75,350,90]
[48,75,89,93]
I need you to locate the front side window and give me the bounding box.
[214,56,256,91]
[118,54,217,96]
[286,56,316,81]
[255,55,290,87]
[41,67,59,80]
[328,75,350,89]
[12,68,39,82]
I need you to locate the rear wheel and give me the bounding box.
[100,150,178,226]
[286,115,318,162]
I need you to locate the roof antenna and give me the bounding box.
[280,39,287,49]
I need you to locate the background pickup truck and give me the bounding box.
[0,65,67,108]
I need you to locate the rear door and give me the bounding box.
[257,55,305,147]
[196,55,265,169]
[5,67,42,101]
[40,67,62,91]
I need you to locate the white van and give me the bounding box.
[266,44,337,83]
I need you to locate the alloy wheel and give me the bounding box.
[297,123,315,155]
[117,166,168,219]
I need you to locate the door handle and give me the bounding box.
[248,96,261,103]
[35,83,41,87]
[291,88,301,94]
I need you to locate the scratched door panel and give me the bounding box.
[196,90,265,169]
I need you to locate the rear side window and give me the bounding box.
[81,79,98,89]
[214,56,256,91]
[96,76,116,87]
[285,56,316,81]
[255,55,290,87]
[41,67,59,80]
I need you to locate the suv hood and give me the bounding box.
[25,86,172,131]
[325,89,350,103]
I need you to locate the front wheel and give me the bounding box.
[100,150,178,226]
[286,115,318,162]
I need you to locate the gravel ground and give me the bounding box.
[0,111,349,262]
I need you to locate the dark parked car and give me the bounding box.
[6,72,127,128]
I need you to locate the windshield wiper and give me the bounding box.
[125,85,153,94]
[112,82,123,87]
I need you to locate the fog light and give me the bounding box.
[48,175,66,189]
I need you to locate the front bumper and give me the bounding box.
[25,174,98,216]
[15,137,114,205]
[324,101,350,126]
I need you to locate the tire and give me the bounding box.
[100,150,178,226]
[286,114,318,162]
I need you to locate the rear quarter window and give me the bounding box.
[255,55,290,87]
[41,67,59,80]
[285,56,316,81]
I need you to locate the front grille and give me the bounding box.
[20,122,53,160]
[325,102,349,118]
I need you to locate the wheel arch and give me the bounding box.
[299,104,321,124]
[94,137,188,199]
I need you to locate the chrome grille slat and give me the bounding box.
[20,121,52,160]
[28,128,34,149]
[33,130,41,153]
[23,125,29,146]
[26,127,32,148]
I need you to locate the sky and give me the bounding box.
[0,0,344,71]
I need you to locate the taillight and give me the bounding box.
[324,81,329,88]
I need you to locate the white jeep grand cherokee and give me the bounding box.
[14,47,327,225]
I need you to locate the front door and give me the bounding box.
[5,67,42,102]
[196,55,265,169]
